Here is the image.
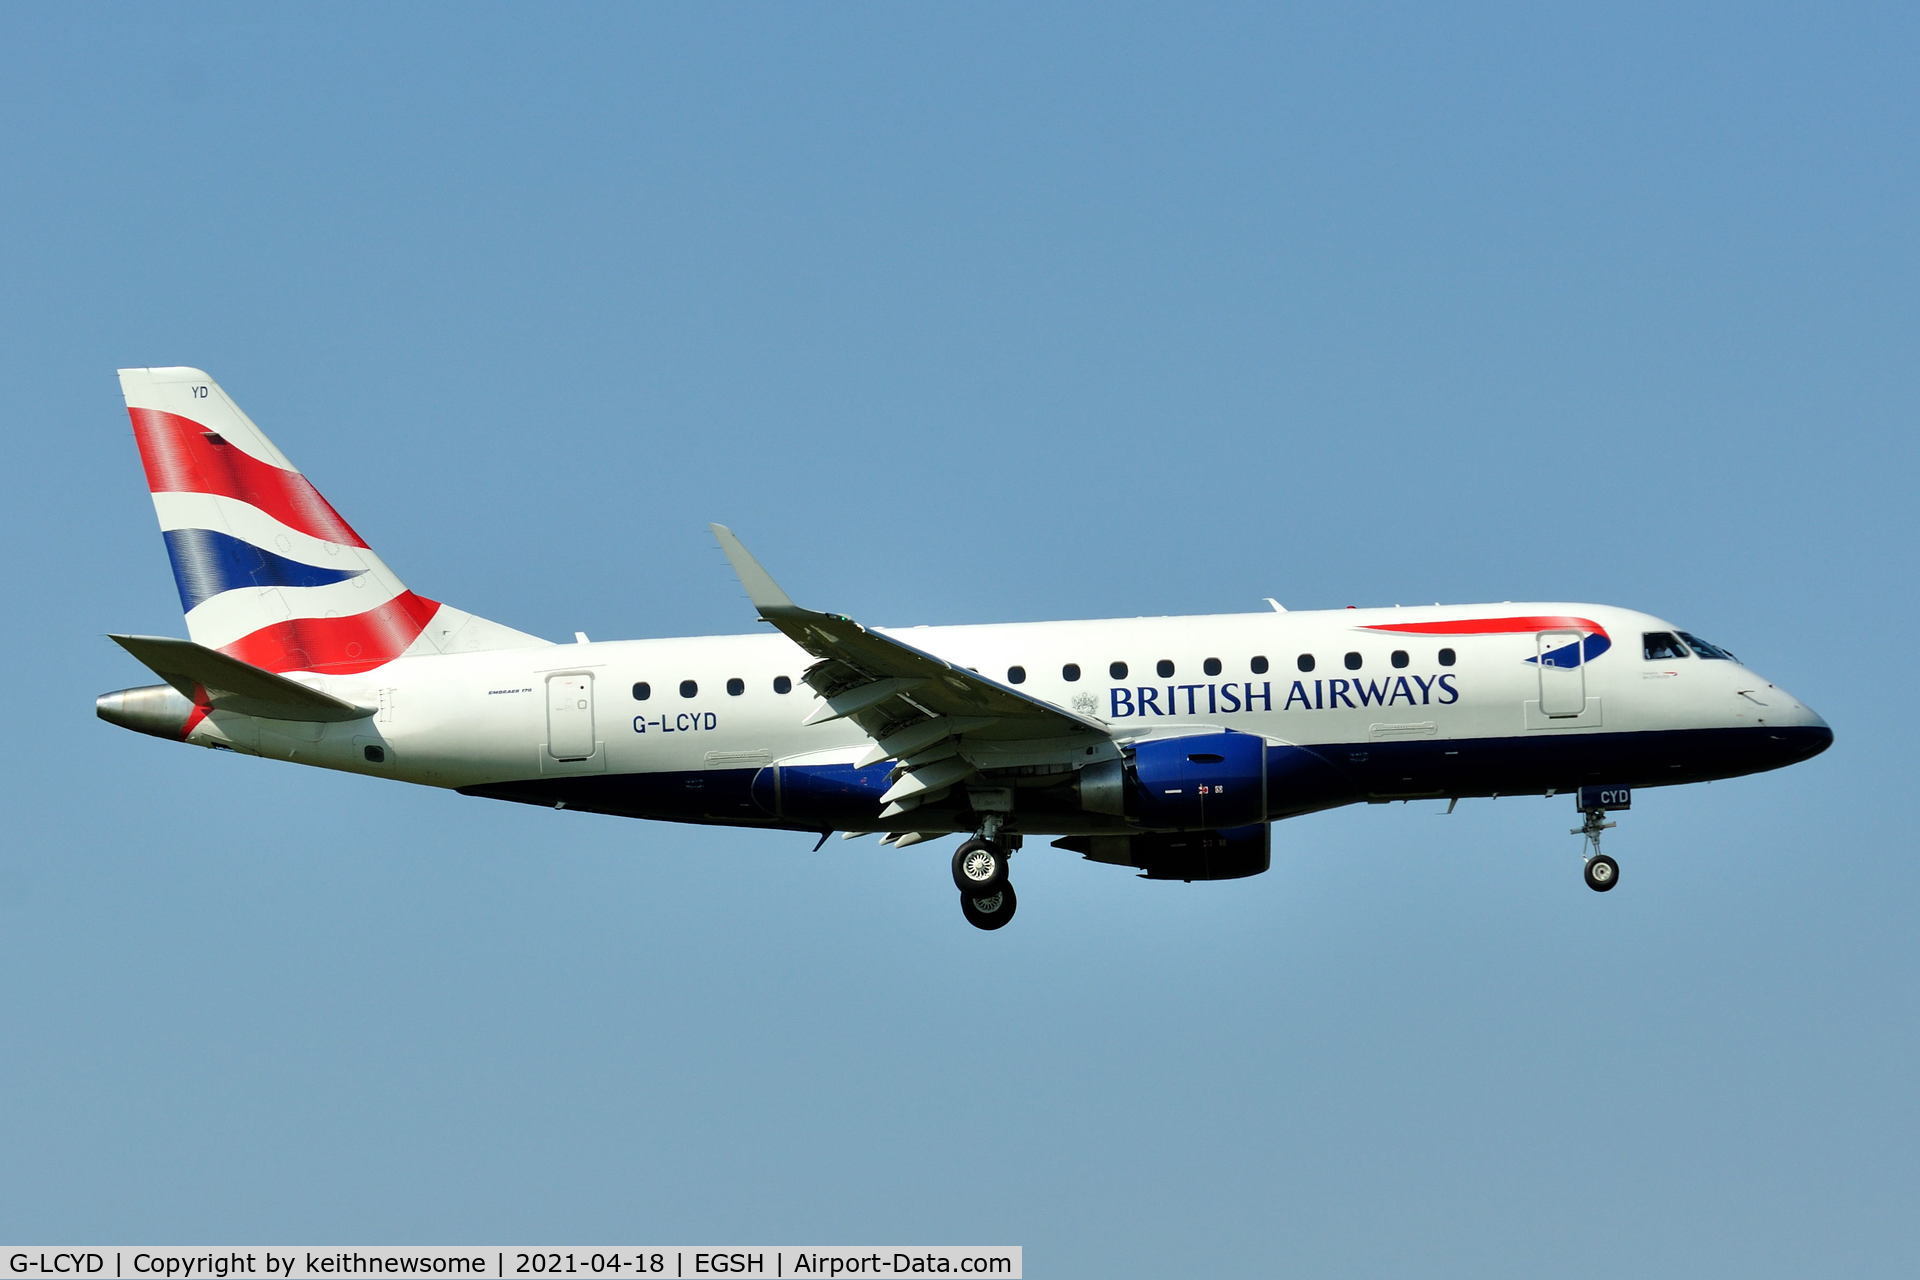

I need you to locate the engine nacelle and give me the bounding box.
[1056,823,1271,881]
[1079,730,1268,831]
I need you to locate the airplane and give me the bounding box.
[97,367,1833,930]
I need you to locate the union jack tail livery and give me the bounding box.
[119,367,545,675]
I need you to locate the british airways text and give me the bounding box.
[1109,674,1459,718]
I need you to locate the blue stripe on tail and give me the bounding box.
[162,527,365,612]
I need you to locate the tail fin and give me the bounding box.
[119,367,547,675]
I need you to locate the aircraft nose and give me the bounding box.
[1758,687,1832,764]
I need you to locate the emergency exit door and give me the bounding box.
[1536,630,1586,717]
[546,673,596,760]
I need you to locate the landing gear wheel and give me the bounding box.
[951,838,1009,894]
[1584,854,1620,893]
[960,881,1018,931]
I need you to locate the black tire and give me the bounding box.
[1584,854,1620,893]
[951,838,1008,894]
[960,881,1018,931]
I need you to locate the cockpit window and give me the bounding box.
[1678,631,1737,661]
[1643,631,1689,660]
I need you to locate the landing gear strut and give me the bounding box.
[956,809,1020,930]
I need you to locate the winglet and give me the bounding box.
[710,524,803,618]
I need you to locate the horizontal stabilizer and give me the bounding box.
[110,634,373,722]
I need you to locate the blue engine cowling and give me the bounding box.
[1093,730,1268,831]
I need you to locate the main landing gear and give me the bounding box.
[960,881,1018,931]
[955,814,1020,930]
[952,837,1009,895]
[1572,785,1630,893]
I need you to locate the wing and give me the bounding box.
[711,525,1121,821]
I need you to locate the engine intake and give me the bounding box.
[1079,730,1268,831]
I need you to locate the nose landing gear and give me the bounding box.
[1582,846,1620,892]
[1572,785,1630,893]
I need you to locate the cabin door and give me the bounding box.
[1536,630,1587,718]
[546,672,597,760]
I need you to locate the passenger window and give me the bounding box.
[1344,652,1362,670]
[679,680,698,698]
[773,675,792,694]
[1157,659,1175,678]
[1110,661,1128,680]
[1250,655,1269,675]
[1391,650,1409,669]
[726,677,744,696]
[1297,654,1315,673]
[1438,648,1456,667]
[1062,663,1081,682]
[1643,632,1689,660]
[1007,665,1027,685]
[1677,631,1737,661]
[632,682,651,701]
[1203,657,1222,676]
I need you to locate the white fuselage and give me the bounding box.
[173,600,1829,836]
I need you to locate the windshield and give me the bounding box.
[1677,631,1737,661]
[1643,631,1689,660]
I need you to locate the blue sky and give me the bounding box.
[3,3,1914,1274]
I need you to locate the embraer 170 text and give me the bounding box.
[99,368,1833,929]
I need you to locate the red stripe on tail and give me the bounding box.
[181,683,213,740]
[219,592,442,674]
[129,407,369,548]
